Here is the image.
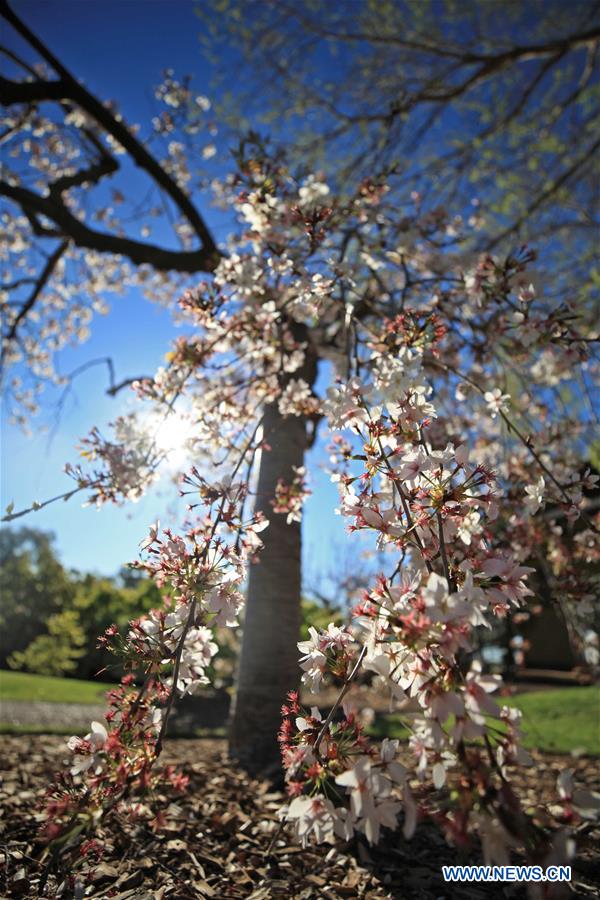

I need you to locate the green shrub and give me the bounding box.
[8,609,86,677]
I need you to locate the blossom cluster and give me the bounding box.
[280,692,408,846]
[44,474,267,861]
[271,466,311,524]
[278,310,598,865]
[64,415,163,505]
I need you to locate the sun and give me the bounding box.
[144,408,197,472]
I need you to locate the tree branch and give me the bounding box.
[0,0,220,268]
[283,5,600,65]
[0,180,218,272]
[487,136,600,249]
[278,9,600,124]
[1,239,68,367]
[0,73,65,104]
[48,143,118,198]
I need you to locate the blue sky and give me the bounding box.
[1,1,353,583]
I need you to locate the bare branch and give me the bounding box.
[0,179,219,272]
[0,0,220,267]
[0,73,65,104]
[1,239,68,368]
[106,376,147,397]
[487,136,600,249]
[282,4,600,65]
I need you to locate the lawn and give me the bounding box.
[0,670,113,705]
[1,671,598,755]
[368,685,600,755]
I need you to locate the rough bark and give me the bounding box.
[229,342,318,772]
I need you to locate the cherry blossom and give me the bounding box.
[5,135,593,878]
[524,475,546,515]
[483,388,510,418]
[67,721,108,776]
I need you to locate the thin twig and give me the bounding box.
[314,643,368,757]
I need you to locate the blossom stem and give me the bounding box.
[428,357,598,531]
[153,596,195,757]
[314,643,368,758]
[2,484,91,522]
[436,511,454,591]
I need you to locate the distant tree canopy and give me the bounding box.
[0,527,74,667]
[8,609,87,678]
[0,528,161,678]
[0,527,345,682]
[201,0,600,295]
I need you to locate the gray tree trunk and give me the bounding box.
[228,340,317,772]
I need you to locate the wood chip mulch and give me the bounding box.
[0,736,598,899]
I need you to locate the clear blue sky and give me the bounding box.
[1,1,351,584]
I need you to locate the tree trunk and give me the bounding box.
[228,342,317,772]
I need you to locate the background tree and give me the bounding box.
[1,527,161,679]
[200,0,600,293]
[0,526,74,666]
[70,573,162,679]
[8,608,86,676]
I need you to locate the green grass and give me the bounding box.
[1,672,597,754]
[0,723,77,736]
[0,670,113,705]
[503,686,599,754]
[368,685,600,756]
[0,723,227,738]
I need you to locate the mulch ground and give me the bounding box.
[0,736,598,899]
